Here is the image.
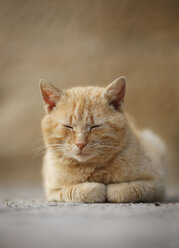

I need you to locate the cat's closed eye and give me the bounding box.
[90,125,101,131]
[63,125,73,129]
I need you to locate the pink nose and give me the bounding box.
[76,143,86,150]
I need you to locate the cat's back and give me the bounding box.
[139,129,167,163]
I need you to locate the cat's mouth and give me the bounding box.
[74,150,92,161]
[76,151,89,156]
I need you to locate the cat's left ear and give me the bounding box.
[39,79,63,113]
[104,76,126,111]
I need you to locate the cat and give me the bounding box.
[40,76,166,203]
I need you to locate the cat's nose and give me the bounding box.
[76,142,86,151]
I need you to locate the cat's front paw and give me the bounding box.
[106,183,125,203]
[76,182,106,203]
[106,183,137,203]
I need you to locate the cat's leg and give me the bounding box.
[47,182,106,203]
[107,180,164,203]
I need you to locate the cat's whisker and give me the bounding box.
[32,146,48,155]
[32,143,65,156]
[89,143,116,148]
[32,149,47,158]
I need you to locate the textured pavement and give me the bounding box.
[0,200,179,248]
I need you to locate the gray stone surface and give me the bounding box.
[0,200,179,248]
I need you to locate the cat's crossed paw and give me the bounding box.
[76,182,106,203]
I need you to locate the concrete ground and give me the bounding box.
[0,185,179,248]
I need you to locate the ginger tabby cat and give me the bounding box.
[40,77,166,203]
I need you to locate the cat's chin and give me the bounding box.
[72,153,94,162]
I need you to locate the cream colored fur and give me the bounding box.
[40,77,166,203]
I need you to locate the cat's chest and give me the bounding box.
[87,163,127,184]
[58,160,129,185]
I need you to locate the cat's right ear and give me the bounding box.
[103,76,126,111]
[39,79,62,113]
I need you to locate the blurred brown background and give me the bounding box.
[0,0,179,198]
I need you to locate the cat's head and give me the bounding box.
[40,77,128,163]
